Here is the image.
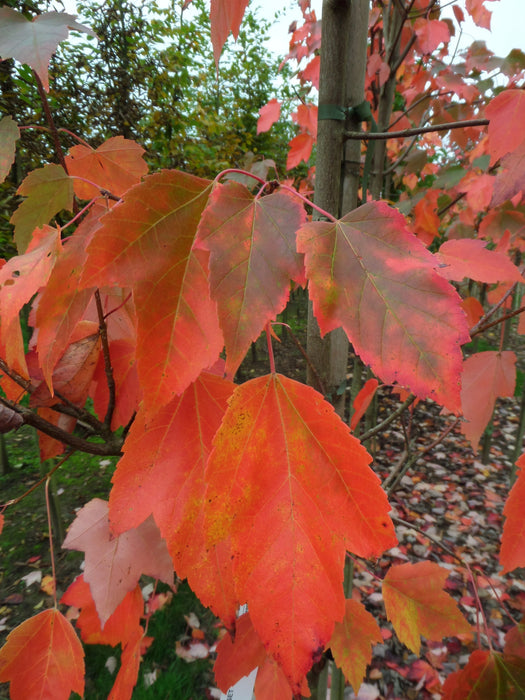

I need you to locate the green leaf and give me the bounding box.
[0,116,19,184]
[10,164,73,253]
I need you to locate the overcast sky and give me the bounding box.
[62,0,525,61]
[253,0,525,59]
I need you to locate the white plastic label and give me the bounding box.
[219,667,257,700]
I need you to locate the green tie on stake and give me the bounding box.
[318,100,377,204]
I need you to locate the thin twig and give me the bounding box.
[470,283,519,335]
[360,393,417,442]
[33,71,69,175]
[0,359,32,394]
[392,516,463,563]
[275,322,327,396]
[345,118,489,140]
[471,304,525,338]
[385,418,460,493]
[0,451,74,511]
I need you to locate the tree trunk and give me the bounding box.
[307,0,370,420]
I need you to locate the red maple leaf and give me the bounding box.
[0,609,85,699]
[210,0,249,65]
[65,136,148,199]
[196,182,306,376]
[204,373,396,690]
[330,599,382,691]
[383,562,472,655]
[500,453,525,573]
[81,170,223,411]
[62,498,174,625]
[460,351,516,448]
[257,99,281,134]
[297,201,470,412]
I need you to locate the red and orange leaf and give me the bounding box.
[210,0,249,65]
[109,371,237,624]
[350,378,379,431]
[10,164,73,252]
[257,99,281,134]
[458,172,495,211]
[0,7,94,91]
[500,453,525,574]
[292,104,318,136]
[461,297,485,328]
[436,239,523,284]
[330,599,382,692]
[286,132,315,170]
[297,201,469,413]
[0,116,19,183]
[35,407,76,461]
[214,613,267,692]
[65,136,148,200]
[412,190,441,245]
[63,498,174,625]
[92,338,140,429]
[109,371,233,537]
[383,561,472,656]
[62,575,143,647]
[460,351,516,448]
[299,54,320,89]
[196,183,306,377]
[0,225,61,336]
[205,373,396,690]
[465,0,492,29]
[492,140,525,206]
[486,90,525,165]
[215,613,300,700]
[0,608,84,700]
[505,623,525,658]
[81,170,222,410]
[254,659,308,700]
[0,513,3,535]
[35,220,96,391]
[442,649,525,699]
[414,18,450,54]
[108,626,144,700]
[30,331,100,407]
[0,225,61,384]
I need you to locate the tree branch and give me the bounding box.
[4,398,123,455]
[345,118,489,140]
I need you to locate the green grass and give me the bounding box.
[0,426,218,699]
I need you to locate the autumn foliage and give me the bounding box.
[1,0,525,698]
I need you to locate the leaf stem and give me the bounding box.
[71,175,120,201]
[266,322,276,374]
[61,197,99,232]
[214,168,266,186]
[45,476,58,608]
[278,183,336,222]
